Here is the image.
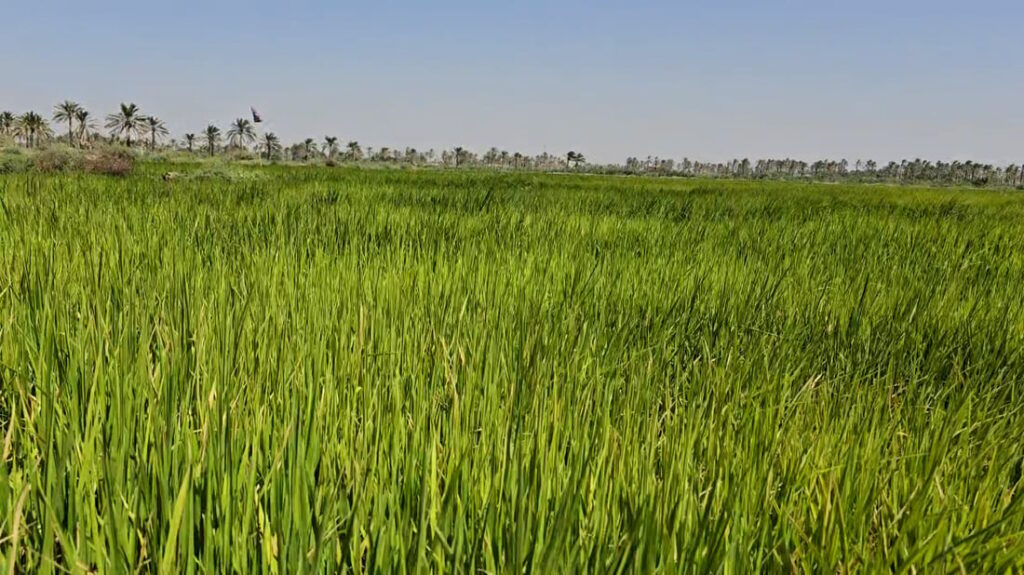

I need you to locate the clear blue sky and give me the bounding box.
[3,0,1021,164]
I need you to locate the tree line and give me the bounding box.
[619,157,1024,188]
[1,101,1021,187]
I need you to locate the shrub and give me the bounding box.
[83,147,135,176]
[227,148,256,162]
[33,146,83,173]
[0,148,32,174]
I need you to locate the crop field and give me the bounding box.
[1,166,1023,573]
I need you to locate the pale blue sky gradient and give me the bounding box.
[3,1,1022,164]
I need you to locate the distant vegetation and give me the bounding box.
[1,101,1022,187]
[1,167,1023,572]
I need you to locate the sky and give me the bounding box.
[2,0,1022,165]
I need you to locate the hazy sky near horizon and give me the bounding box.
[3,0,1022,164]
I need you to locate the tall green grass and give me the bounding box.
[1,168,1023,573]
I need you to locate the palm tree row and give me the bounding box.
[1,111,52,148]
[3,101,579,167]
[1,101,575,170]
[0,101,168,149]
[2,101,351,162]
[616,156,1024,187]
[13,112,52,148]
[4,100,1021,187]
[49,101,99,148]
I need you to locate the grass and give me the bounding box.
[1,166,1023,573]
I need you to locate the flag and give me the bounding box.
[251,107,263,123]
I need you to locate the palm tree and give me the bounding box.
[144,116,169,150]
[303,138,317,160]
[204,124,221,156]
[183,133,196,153]
[105,103,146,147]
[226,118,256,149]
[15,112,52,148]
[324,136,339,160]
[75,109,97,146]
[260,132,282,161]
[0,111,14,136]
[52,100,82,146]
[345,141,363,161]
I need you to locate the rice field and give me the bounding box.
[1,166,1023,573]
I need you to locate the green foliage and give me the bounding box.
[31,145,83,173]
[226,147,257,162]
[1,169,1023,572]
[0,147,31,174]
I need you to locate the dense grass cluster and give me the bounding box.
[1,167,1023,572]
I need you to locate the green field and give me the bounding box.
[1,167,1023,573]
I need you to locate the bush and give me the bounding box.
[227,148,256,162]
[83,147,135,176]
[33,146,83,173]
[0,148,32,174]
